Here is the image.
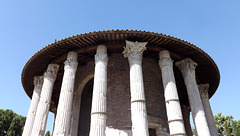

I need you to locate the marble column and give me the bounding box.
[89,45,108,136]
[22,76,43,136]
[123,40,149,136]
[31,64,59,136]
[158,50,186,136]
[198,84,218,136]
[181,105,193,136]
[175,58,210,136]
[53,52,78,136]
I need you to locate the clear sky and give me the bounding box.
[0,0,239,133]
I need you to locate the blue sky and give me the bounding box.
[0,0,239,133]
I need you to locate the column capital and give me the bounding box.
[44,64,59,81]
[122,40,147,65]
[159,50,173,68]
[33,76,43,86]
[64,52,78,71]
[123,40,147,57]
[198,83,210,99]
[175,58,197,77]
[33,76,43,93]
[95,45,108,63]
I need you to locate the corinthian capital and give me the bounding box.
[123,40,147,58]
[122,40,147,65]
[175,58,197,77]
[159,50,173,68]
[198,83,210,99]
[33,76,43,93]
[33,76,44,86]
[95,45,108,63]
[44,64,59,81]
[64,52,78,70]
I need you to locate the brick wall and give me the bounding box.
[74,53,169,133]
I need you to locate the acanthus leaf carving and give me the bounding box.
[175,58,197,77]
[122,40,147,65]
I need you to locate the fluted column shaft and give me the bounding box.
[198,84,218,136]
[22,76,43,136]
[31,64,59,136]
[53,52,78,136]
[158,50,186,136]
[89,45,108,136]
[123,40,149,136]
[181,105,193,136]
[176,58,210,136]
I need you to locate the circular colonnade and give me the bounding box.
[21,30,220,136]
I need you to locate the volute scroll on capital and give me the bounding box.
[175,58,198,76]
[198,83,210,99]
[44,64,59,81]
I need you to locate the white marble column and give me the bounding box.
[123,40,149,136]
[198,84,218,136]
[22,76,43,136]
[158,50,186,136]
[175,58,210,136]
[31,64,59,136]
[53,52,78,136]
[89,45,108,136]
